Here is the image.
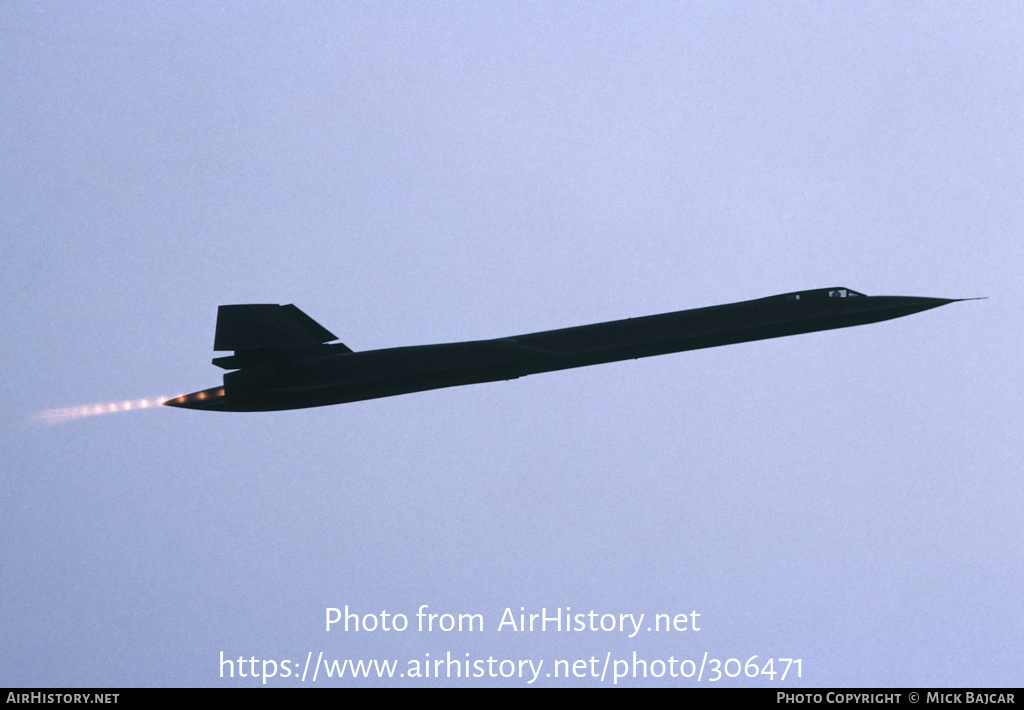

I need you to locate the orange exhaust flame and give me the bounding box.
[30,396,178,425]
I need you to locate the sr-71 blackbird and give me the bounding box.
[165,287,965,412]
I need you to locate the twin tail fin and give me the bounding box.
[212,304,351,369]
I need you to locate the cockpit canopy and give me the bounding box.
[783,287,866,301]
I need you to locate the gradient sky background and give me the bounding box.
[2,2,1021,687]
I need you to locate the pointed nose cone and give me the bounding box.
[889,295,973,314]
[918,296,959,309]
[926,295,985,308]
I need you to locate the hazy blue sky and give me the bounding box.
[2,2,1021,687]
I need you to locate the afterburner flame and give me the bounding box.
[30,396,176,425]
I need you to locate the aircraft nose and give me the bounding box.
[919,296,982,307]
[888,295,980,316]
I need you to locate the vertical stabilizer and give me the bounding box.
[213,304,339,351]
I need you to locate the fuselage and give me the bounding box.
[164,288,958,412]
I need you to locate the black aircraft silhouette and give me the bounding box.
[165,287,964,412]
